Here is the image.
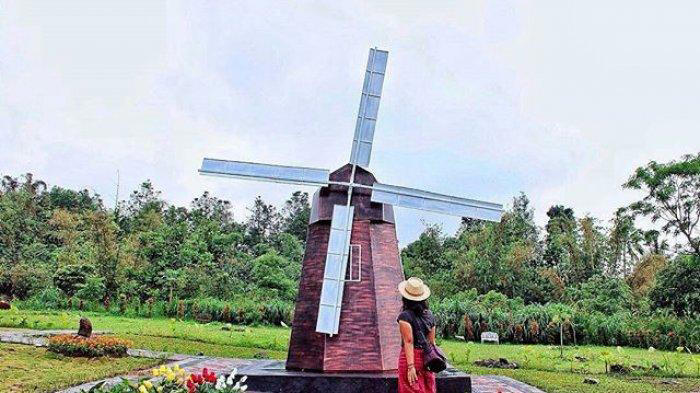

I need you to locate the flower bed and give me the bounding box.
[47,334,132,357]
[84,365,248,393]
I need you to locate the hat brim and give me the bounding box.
[398,280,431,301]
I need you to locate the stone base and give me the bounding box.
[240,360,471,393]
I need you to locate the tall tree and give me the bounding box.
[578,216,607,280]
[624,153,700,256]
[190,191,234,228]
[1,175,20,194]
[642,229,669,255]
[543,205,579,280]
[246,196,281,247]
[281,191,311,243]
[21,173,47,196]
[608,208,644,276]
[123,180,165,232]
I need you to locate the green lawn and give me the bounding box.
[2,309,700,393]
[0,343,161,393]
[441,341,700,393]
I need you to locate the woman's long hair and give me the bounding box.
[402,297,429,316]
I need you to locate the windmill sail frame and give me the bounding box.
[199,47,505,337]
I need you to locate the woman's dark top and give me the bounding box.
[397,309,436,350]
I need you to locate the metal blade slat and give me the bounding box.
[371,182,504,222]
[199,158,330,186]
[316,205,355,335]
[349,48,388,168]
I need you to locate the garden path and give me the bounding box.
[1,329,545,393]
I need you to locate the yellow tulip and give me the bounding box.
[151,369,160,377]
[144,381,153,389]
[157,388,163,393]
[139,386,147,393]
[166,372,176,381]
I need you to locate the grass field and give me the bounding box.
[1,309,700,393]
[0,343,161,393]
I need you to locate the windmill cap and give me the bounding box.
[398,277,431,301]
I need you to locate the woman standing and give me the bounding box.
[397,277,437,393]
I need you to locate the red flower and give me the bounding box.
[201,368,217,383]
[190,373,203,384]
[186,379,196,393]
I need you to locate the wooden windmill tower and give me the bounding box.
[199,48,503,372]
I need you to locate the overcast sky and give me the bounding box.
[1,1,698,245]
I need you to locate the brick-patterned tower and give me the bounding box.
[286,164,405,372]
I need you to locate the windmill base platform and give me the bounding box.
[240,360,472,393]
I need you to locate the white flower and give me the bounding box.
[234,382,241,390]
[240,386,247,392]
[227,369,238,385]
[239,376,248,383]
[215,376,227,390]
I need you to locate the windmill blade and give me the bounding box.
[349,48,388,168]
[371,182,503,222]
[316,204,354,335]
[199,158,330,187]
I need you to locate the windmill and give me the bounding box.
[199,48,503,372]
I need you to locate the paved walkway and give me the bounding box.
[1,328,545,393]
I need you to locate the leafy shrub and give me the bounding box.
[564,275,635,314]
[47,334,132,357]
[54,264,94,298]
[76,276,106,302]
[22,287,65,309]
[651,255,700,316]
[7,263,50,299]
[250,252,298,302]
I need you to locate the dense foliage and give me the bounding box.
[650,254,700,317]
[1,152,699,350]
[0,178,308,309]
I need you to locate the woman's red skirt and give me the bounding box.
[398,348,436,393]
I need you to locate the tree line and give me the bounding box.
[0,153,698,324]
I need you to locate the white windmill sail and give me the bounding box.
[371,182,503,222]
[316,204,355,335]
[349,48,388,168]
[199,158,330,187]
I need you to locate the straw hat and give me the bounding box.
[398,277,431,301]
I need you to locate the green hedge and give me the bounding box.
[19,290,700,352]
[431,294,700,352]
[18,292,294,327]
